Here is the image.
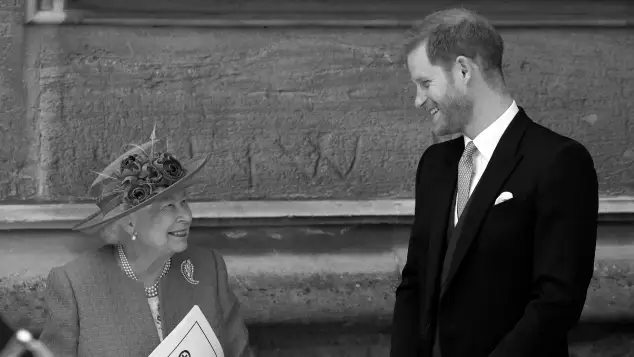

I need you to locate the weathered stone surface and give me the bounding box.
[1,225,634,354]
[67,0,631,23]
[2,224,631,280]
[1,225,634,329]
[0,0,19,11]
[24,27,633,202]
[2,272,634,356]
[0,2,39,201]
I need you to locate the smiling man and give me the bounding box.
[390,8,599,357]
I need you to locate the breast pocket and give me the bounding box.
[477,193,535,267]
[480,192,535,243]
[490,195,520,211]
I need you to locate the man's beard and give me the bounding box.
[434,91,473,137]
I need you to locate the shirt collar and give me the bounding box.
[464,100,519,160]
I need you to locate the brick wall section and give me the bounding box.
[2,25,634,202]
[0,0,39,201]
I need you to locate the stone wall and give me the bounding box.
[1,21,633,203]
[0,0,36,201]
[2,8,634,355]
[2,226,634,356]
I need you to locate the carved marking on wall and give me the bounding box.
[312,133,361,180]
[272,132,361,182]
[246,142,255,189]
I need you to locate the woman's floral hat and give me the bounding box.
[72,129,209,232]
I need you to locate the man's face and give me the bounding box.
[407,44,473,137]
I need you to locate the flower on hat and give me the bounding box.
[95,148,188,216]
[124,179,154,207]
[72,126,211,232]
[152,152,186,183]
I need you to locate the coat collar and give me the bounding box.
[425,109,531,301]
[95,245,221,353]
[423,137,463,306]
[464,100,519,162]
[160,251,202,335]
[98,245,161,355]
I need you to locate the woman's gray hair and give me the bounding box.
[96,187,176,243]
[97,204,129,244]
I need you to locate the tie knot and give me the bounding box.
[462,141,477,159]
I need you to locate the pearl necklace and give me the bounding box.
[116,244,171,298]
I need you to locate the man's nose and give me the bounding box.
[414,93,427,108]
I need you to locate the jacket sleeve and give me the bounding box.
[213,251,255,357]
[390,148,431,357]
[489,142,599,357]
[39,267,79,357]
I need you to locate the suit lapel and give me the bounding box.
[440,110,531,299]
[160,252,199,336]
[99,246,160,355]
[424,138,463,306]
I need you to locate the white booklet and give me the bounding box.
[148,305,225,357]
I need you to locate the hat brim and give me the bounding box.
[72,155,209,233]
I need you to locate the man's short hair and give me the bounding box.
[404,8,505,79]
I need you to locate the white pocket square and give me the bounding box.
[494,191,513,206]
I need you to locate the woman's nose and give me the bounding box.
[177,204,193,222]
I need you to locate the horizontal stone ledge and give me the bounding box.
[2,256,633,326]
[27,0,634,30]
[2,268,634,349]
[1,227,632,283]
[1,196,633,230]
[28,15,634,29]
[1,245,633,282]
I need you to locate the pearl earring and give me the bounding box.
[131,232,137,241]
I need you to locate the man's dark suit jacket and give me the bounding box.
[390,108,599,357]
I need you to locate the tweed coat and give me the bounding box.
[39,244,253,357]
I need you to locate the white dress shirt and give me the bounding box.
[454,101,519,225]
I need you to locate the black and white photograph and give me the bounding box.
[0,0,632,356]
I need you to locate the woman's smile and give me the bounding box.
[168,229,189,238]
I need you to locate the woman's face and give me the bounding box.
[129,190,193,255]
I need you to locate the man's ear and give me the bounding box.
[454,56,473,84]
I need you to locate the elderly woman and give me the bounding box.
[38,136,253,357]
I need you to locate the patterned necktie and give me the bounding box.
[456,141,478,221]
